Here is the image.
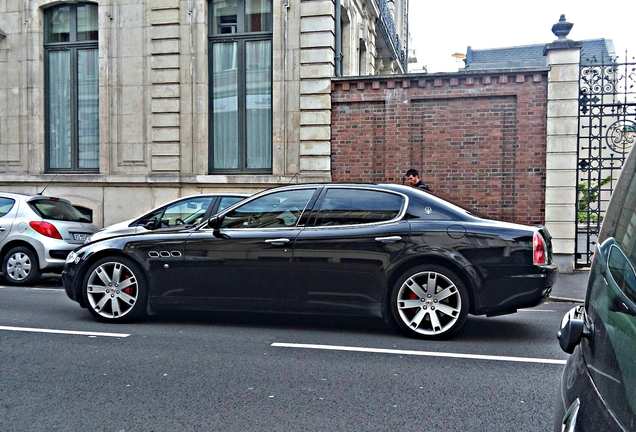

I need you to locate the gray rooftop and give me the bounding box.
[463,39,616,70]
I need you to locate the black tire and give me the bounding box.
[82,256,148,323]
[390,264,469,339]
[2,246,42,285]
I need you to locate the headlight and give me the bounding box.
[65,251,80,264]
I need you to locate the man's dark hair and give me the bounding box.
[405,169,419,177]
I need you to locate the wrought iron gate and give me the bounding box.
[577,53,636,268]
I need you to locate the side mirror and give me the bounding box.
[207,215,228,238]
[207,215,221,230]
[558,318,585,354]
[557,306,593,354]
[144,218,159,230]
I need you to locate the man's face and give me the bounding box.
[406,175,419,186]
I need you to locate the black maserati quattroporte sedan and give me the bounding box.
[63,183,558,339]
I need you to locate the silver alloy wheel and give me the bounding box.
[86,261,139,319]
[6,251,33,281]
[396,270,462,336]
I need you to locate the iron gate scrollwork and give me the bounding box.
[577,52,636,268]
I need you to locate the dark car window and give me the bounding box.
[0,197,15,217]
[312,188,403,227]
[218,196,245,212]
[221,189,315,228]
[30,199,90,222]
[143,196,215,227]
[608,245,636,304]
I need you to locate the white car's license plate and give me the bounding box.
[72,233,87,241]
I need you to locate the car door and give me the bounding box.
[0,197,17,245]
[292,187,411,315]
[177,188,318,311]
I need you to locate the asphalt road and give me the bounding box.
[0,278,575,432]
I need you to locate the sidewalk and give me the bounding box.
[549,270,590,303]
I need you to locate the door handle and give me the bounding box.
[375,236,402,243]
[265,238,290,246]
[0,227,5,232]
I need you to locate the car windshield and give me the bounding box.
[31,199,90,223]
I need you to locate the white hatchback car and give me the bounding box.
[86,193,249,243]
[0,192,98,285]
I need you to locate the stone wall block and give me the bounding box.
[300,33,334,49]
[300,1,335,17]
[300,141,331,155]
[300,125,330,141]
[151,54,180,69]
[151,39,180,55]
[299,155,331,171]
[300,94,330,110]
[152,98,180,113]
[151,8,180,25]
[300,110,330,125]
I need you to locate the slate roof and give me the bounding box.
[463,39,616,70]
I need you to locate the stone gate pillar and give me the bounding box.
[543,15,582,273]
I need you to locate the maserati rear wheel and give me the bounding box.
[391,265,469,339]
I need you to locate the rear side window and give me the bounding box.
[312,188,403,227]
[0,197,15,217]
[30,199,89,222]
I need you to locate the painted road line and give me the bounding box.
[272,343,566,365]
[0,326,130,338]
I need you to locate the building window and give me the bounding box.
[208,0,272,173]
[44,3,99,172]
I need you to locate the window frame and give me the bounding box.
[208,0,273,174]
[43,3,99,173]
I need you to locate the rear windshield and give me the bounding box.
[30,199,91,223]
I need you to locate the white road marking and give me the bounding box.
[272,343,567,365]
[519,309,556,312]
[0,326,130,338]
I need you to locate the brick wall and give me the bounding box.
[331,72,549,225]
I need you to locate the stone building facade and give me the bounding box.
[0,3,588,271]
[0,0,409,227]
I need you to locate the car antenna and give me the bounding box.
[38,174,57,195]
[288,171,299,184]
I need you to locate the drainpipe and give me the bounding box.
[335,0,342,77]
[405,0,409,72]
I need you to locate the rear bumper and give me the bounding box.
[473,263,558,315]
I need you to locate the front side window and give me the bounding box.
[209,0,272,173]
[44,3,99,172]
[221,189,315,228]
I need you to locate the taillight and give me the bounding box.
[533,232,547,265]
[29,221,63,239]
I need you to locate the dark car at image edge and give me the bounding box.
[63,183,558,339]
[554,144,636,431]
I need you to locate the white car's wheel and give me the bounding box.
[2,246,41,285]
[391,265,469,339]
[82,256,148,322]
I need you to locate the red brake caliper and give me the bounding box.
[122,274,133,295]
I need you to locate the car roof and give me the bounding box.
[0,191,72,203]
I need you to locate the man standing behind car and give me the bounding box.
[405,168,431,191]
